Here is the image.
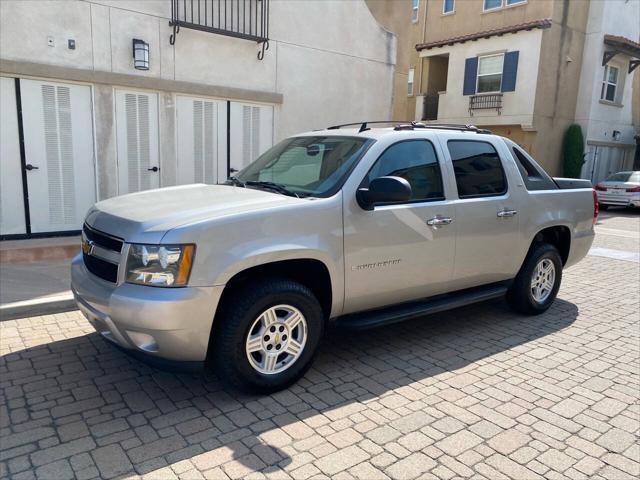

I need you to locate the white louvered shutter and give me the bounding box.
[0,77,27,235]
[115,90,160,194]
[230,102,274,174]
[20,79,96,233]
[176,96,227,185]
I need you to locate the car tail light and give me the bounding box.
[626,186,640,192]
[595,184,606,191]
[592,189,599,224]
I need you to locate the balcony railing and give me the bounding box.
[469,93,502,115]
[422,95,439,121]
[170,0,270,59]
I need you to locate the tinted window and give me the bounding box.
[606,172,640,183]
[448,140,507,198]
[366,140,444,202]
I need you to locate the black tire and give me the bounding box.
[507,243,563,315]
[599,204,609,211]
[210,278,324,393]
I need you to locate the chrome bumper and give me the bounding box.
[598,192,640,207]
[71,254,224,362]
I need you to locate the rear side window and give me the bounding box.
[365,140,444,202]
[511,146,557,191]
[448,140,507,198]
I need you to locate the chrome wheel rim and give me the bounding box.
[531,258,556,303]
[245,305,307,375]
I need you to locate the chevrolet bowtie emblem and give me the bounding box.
[82,239,95,256]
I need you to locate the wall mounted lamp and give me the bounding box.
[132,39,149,70]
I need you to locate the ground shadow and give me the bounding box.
[1,297,579,478]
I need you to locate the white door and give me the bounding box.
[229,102,273,174]
[0,77,27,236]
[115,90,160,194]
[20,79,96,233]
[176,96,227,185]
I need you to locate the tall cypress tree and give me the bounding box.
[562,124,585,178]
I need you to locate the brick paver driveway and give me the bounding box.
[1,212,639,480]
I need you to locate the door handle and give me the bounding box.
[147,166,159,172]
[25,164,39,171]
[229,168,239,173]
[497,209,517,217]
[426,216,453,226]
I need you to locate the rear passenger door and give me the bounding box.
[443,138,520,290]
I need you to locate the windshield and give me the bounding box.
[606,172,640,183]
[230,136,373,197]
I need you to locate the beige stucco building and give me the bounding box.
[0,0,398,238]
[381,0,639,178]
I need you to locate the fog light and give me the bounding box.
[127,331,158,352]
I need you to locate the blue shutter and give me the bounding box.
[463,57,478,96]
[501,51,519,92]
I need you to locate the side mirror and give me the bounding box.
[356,176,412,210]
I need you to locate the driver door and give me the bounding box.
[343,139,456,314]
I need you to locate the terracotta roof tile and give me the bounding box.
[415,19,552,51]
[604,35,640,57]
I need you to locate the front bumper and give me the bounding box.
[71,254,224,363]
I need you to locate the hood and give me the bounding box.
[86,184,301,243]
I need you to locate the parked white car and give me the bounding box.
[595,171,640,209]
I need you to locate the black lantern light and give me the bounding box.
[132,39,149,70]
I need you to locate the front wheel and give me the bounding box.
[210,278,324,393]
[507,243,563,315]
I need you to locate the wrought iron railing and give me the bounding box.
[469,93,502,115]
[422,95,439,121]
[170,0,270,59]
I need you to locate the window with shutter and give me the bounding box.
[463,57,478,95]
[41,84,76,225]
[501,51,519,92]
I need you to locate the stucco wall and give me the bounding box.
[0,0,396,198]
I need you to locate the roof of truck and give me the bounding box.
[298,122,497,140]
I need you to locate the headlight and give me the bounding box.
[125,244,195,287]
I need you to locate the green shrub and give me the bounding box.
[562,124,585,178]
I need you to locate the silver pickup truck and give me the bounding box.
[72,122,597,392]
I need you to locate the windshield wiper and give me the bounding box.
[226,176,246,187]
[245,181,301,198]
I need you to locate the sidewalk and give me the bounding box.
[0,236,78,319]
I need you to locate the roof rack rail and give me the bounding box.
[326,121,492,134]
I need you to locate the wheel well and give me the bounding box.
[218,259,333,320]
[532,226,571,265]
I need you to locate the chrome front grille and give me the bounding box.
[82,224,123,283]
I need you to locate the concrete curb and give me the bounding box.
[0,293,76,321]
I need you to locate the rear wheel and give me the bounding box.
[507,243,562,315]
[211,278,324,393]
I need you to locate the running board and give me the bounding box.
[335,282,510,330]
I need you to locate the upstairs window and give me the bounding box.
[448,140,507,198]
[408,68,415,96]
[484,0,526,11]
[477,54,504,93]
[601,65,619,102]
[412,0,420,22]
[443,0,455,14]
